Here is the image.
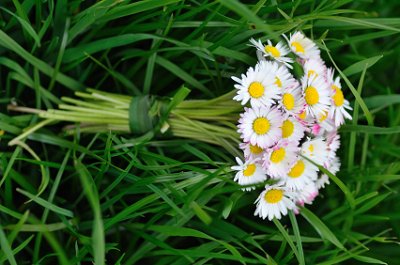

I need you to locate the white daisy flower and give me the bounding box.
[301,73,331,118]
[326,67,338,84]
[264,61,296,90]
[329,84,352,127]
[240,142,264,159]
[326,69,352,126]
[249,38,294,68]
[296,109,314,126]
[232,61,280,108]
[317,156,341,189]
[284,31,320,59]
[301,137,329,165]
[279,84,305,115]
[254,183,296,220]
[263,141,298,178]
[327,133,340,160]
[303,58,326,79]
[280,116,305,143]
[238,107,283,149]
[311,112,335,136]
[295,182,319,206]
[316,111,335,133]
[283,158,318,190]
[316,174,329,190]
[231,157,268,191]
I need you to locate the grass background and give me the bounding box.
[1,0,400,264]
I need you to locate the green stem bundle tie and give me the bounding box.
[128,95,169,135]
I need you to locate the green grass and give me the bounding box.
[1,0,400,264]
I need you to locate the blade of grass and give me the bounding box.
[0,236,34,263]
[217,0,278,40]
[11,140,49,198]
[347,64,367,170]
[340,125,400,134]
[98,0,182,24]
[289,211,305,265]
[273,218,301,263]
[0,7,41,47]
[0,29,82,90]
[16,188,74,218]
[0,225,17,265]
[342,55,383,76]
[300,207,345,250]
[155,56,211,96]
[74,160,105,265]
[33,149,71,263]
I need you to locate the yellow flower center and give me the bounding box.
[282,93,295,110]
[243,163,256,177]
[308,70,317,78]
[250,144,263,155]
[288,160,305,178]
[281,120,294,138]
[319,111,328,122]
[299,111,307,120]
[308,144,314,153]
[333,88,344,106]
[291,41,305,53]
[275,77,282,88]
[265,45,281,57]
[270,148,286,163]
[331,84,340,91]
[305,86,319,105]
[253,117,270,135]
[248,82,264,98]
[0,130,4,136]
[264,189,284,204]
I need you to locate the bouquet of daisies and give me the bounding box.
[9,31,352,222]
[231,32,352,221]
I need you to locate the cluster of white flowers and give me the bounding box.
[231,32,352,221]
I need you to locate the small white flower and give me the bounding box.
[316,174,329,190]
[296,109,314,125]
[303,58,326,79]
[284,31,320,59]
[301,137,329,165]
[326,69,352,126]
[231,157,268,191]
[295,182,319,206]
[301,73,331,118]
[326,67,339,86]
[317,156,341,189]
[327,133,340,160]
[316,111,335,133]
[279,84,305,115]
[238,107,283,149]
[280,116,305,143]
[232,61,280,108]
[263,141,298,178]
[240,142,264,159]
[249,38,294,68]
[328,82,352,127]
[254,183,296,220]
[264,61,297,90]
[282,158,318,190]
